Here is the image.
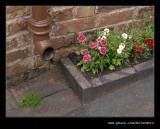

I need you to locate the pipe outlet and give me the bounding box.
[28,6,54,60]
[34,39,54,60]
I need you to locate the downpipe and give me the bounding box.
[28,6,54,60]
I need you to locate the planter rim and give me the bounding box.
[60,57,154,103]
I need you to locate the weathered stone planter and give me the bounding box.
[60,58,154,104]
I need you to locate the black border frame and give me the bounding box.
[1,0,159,128]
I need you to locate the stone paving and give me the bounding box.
[6,74,154,117]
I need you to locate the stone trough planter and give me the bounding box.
[60,58,154,104]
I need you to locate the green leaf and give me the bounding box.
[104,59,109,64]
[81,64,89,71]
[109,65,115,70]
[112,59,116,64]
[95,69,99,74]
[92,68,96,75]
[116,60,121,66]
[86,68,90,71]
[100,64,104,72]
[81,67,85,72]
[125,59,129,63]
[85,64,89,69]
[95,61,99,64]
[77,60,83,66]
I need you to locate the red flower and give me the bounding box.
[144,38,153,44]
[134,44,143,54]
[144,38,154,49]
[81,49,87,55]
[98,47,107,55]
[149,42,154,49]
[77,34,86,42]
[100,39,107,47]
[83,54,91,63]
[89,42,98,49]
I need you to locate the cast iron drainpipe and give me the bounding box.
[27,6,54,60]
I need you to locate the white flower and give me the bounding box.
[117,48,122,54]
[122,33,128,39]
[119,43,125,50]
[102,35,106,39]
[128,35,132,39]
[104,28,110,33]
[119,45,124,50]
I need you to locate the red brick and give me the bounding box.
[6,37,17,51]
[114,20,146,32]
[137,6,154,19]
[73,6,95,18]
[6,6,31,20]
[49,6,73,22]
[114,21,130,30]
[96,6,131,13]
[52,16,96,36]
[6,47,30,63]
[6,31,33,53]
[6,59,33,78]
[97,8,135,27]
[53,45,77,61]
[8,22,23,35]
[7,20,31,36]
[16,31,33,47]
[7,16,30,35]
[50,33,75,49]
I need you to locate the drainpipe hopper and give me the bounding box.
[28,6,54,60]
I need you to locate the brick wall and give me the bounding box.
[6,6,153,86]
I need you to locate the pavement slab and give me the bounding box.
[63,106,88,117]
[32,88,81,117]
[6,108,36,117]
[6,73,154,117]
[10,82,67,104]
[83,76,154,117]
[6,90,18,111]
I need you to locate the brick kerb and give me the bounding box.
[60,58,154,103]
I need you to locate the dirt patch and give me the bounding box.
[8,61,70,90]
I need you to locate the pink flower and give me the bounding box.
[81,49,87,55]
[77,34,86,42]
[99,47,107,55]
[89,42,98,49]
[97,37,102,42]
[83,54,91,63]
[100,39,107,47]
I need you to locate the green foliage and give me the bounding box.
[20,92,41,108]
[145,24,154,38]
[76,8,154,75]
[109,65,115,70]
